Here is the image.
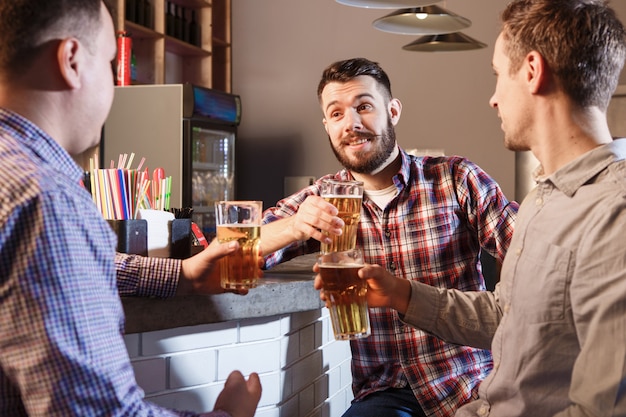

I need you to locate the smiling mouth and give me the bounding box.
[344,134,375,147]
[348,138,369,146]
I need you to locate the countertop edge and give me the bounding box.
[122,273,321,334]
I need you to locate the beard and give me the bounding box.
[329,119,397,174]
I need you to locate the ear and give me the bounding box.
[57,38,82,89]
[388,98,402,126]
[525,51,547,94]
[322,117,329,134]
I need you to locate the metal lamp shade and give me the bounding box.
[402,32,487,52]
[336,0,441,8]
[373,5,471,35]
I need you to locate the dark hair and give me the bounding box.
[501,0,626,110]
[317,57,393,102]
[0,0,115,78]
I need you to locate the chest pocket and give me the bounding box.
[512,240,572,324]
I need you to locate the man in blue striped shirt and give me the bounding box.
[0,0,261,415]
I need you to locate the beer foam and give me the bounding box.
[319,263,363,268]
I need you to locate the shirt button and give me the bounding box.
[504,304,510,313]
[478,404,489,416]
[385,229,391,238]
[535,197,543,205]
[515,248,522,256]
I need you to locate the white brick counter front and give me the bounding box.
[121,255,356,417]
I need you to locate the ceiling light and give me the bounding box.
[336,0,441,8]
[373,5,471,35]
[402,32,487,52]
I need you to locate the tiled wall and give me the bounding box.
[124,308,354,417]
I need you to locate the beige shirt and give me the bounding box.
[404,139,626,416]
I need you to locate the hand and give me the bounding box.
[261,195,345,255]
[312,261,330,306]
[210,371,262,417]
[358,264,410,314]
[177,239,263,296]
[288,195,344,245]
[313,262,410,314]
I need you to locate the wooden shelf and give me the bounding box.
[165,35,210,56]
[167,0,209,8]
[114,0,231,91]
[124,20,161,39]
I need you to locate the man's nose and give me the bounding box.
[344,108,363,131]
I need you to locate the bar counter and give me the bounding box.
[121,253,322,334]
[121,252,354,416]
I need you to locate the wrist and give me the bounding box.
[391,278,411,315]
[285,215,302,241]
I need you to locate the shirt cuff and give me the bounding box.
[209,411,232,417]
[402,280,442,331]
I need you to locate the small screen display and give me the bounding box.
[192,86,241,125]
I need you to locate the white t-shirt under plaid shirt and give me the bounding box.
[263,147,518,417]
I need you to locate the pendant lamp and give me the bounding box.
[336,0,441,8]
[373,5,471,35]
[402,32,486,52]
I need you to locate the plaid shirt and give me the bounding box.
[115,252,180,297]
[0,108,223,417]
[263,148,518,417]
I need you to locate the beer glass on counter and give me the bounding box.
[318,249,370,340]
[320,179,363,253]
[215,200,262,289]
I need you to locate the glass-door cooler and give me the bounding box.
[185,121,235,239]
[103,83,241,240]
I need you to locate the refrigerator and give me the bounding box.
[102,84,241,239]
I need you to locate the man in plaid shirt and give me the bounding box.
[261,58,518,417]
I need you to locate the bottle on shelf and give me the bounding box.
[174,5,184,40]
[136,0,145,26]
[189,9,201,47]
[130,50,137,83]
[115,31,132,86]
[143,0,153,29]
[166,1,175,37]
[182,8,191,44]
[126,0,137,23]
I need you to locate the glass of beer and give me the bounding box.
[215,201,262,289]
[318,249,370,340]
[320,179,363,253]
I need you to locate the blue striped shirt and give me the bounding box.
[0,108,210,416]
[263,148,518,417]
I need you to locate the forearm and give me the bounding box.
[115,252,181,297]
[261,217,300,256]
[402,280,501,350]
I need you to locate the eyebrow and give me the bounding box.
[324,93,376,114]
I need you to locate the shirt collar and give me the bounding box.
[397,147,412,186]
[0,108,83,183]
[542,138,626,197]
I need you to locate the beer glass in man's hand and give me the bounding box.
[215,201,263,290]
[320,179,363,253]
[318,249,370,340]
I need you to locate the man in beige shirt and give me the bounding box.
[314,0,626,415]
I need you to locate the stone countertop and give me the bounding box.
[122,254,321,334]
